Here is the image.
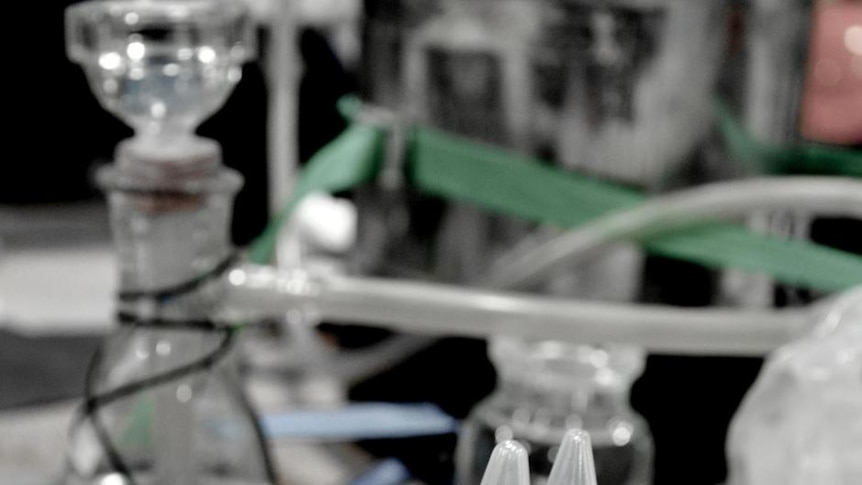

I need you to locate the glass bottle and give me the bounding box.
[528,0,726,189]
[404,0,538,149]
[398,0,540,283]
[64,148,274,485]
[457,337,652,485]
[63,1,273,484]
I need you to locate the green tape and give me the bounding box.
[715,99,862,177]
[249,99,862,292]
[411,126,862,292]
[248,123,386,264]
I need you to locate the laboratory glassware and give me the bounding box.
[720,0,816,309]
[528,0,726,189]
[743,0,814,146]
[64,1,273,484]
[398,0,539,283]
[457,337,652,485]
[66,0,255,165]
[388,0,728,284]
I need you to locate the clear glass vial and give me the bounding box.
[457,337,653,485]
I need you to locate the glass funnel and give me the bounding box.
[66,0,255,159]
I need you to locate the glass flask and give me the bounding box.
[65,166,273,485]
[404,0,538,149]
[397,0,541,283]
[528,0,726,189]
[64,1,273,484]
[457,337,652,485]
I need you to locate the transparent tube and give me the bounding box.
[225,265,807,356]
[267,0,299,213]
[481,177,862,290]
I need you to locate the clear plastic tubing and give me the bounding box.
[225,176,862,355]
[225,265,806,356]
[482,177,862,290]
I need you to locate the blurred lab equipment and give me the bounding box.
[800,0,862,146]
[371,0,727,311]
[401,4,719,483]
[404,0,540,281]
[63,1,274,484]
[529,0,725,188]
[477,429,600,485]
[478,440,530,485]
[48,1,862,485]
[727,289,862,485]
[743,0,815,147]
[547,429,599,485]
[457,339,650,485]
[362,0,441,109]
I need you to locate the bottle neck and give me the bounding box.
[490,337,643,416]
[496,369,634,416]
[99,138,242,318]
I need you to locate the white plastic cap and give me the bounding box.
[293,193,357,254]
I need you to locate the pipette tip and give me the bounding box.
[479,440,531,485]
[547,429,598,485]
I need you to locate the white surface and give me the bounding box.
[0,245,115,334]
[0,402,75,481]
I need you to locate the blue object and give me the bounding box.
[350,458,412,485]
[261,402,459,441]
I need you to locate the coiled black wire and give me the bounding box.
[117,253,240,304]
[70,253,279,485]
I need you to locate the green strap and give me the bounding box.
[248,124,386,264]
[715,99,862,177]
[250,105,862,292]
[411,127,862,292]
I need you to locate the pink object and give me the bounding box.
[801,1,862,145]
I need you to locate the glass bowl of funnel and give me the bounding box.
[66,0,256,137]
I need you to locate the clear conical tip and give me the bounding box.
[479,440,531,485]
[547,429,598,485]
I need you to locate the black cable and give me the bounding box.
[118,252,240,304]
[82,341,138,483]
[72,250,279,484]
[84,320,234,411]
[73,317,234,484]
[227,364,281,484]
[116,312,220,332]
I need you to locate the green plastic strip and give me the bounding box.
[411,127,862,292]
[249,99,862,292]
[715,99,862,177]
[248,123,386,264]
